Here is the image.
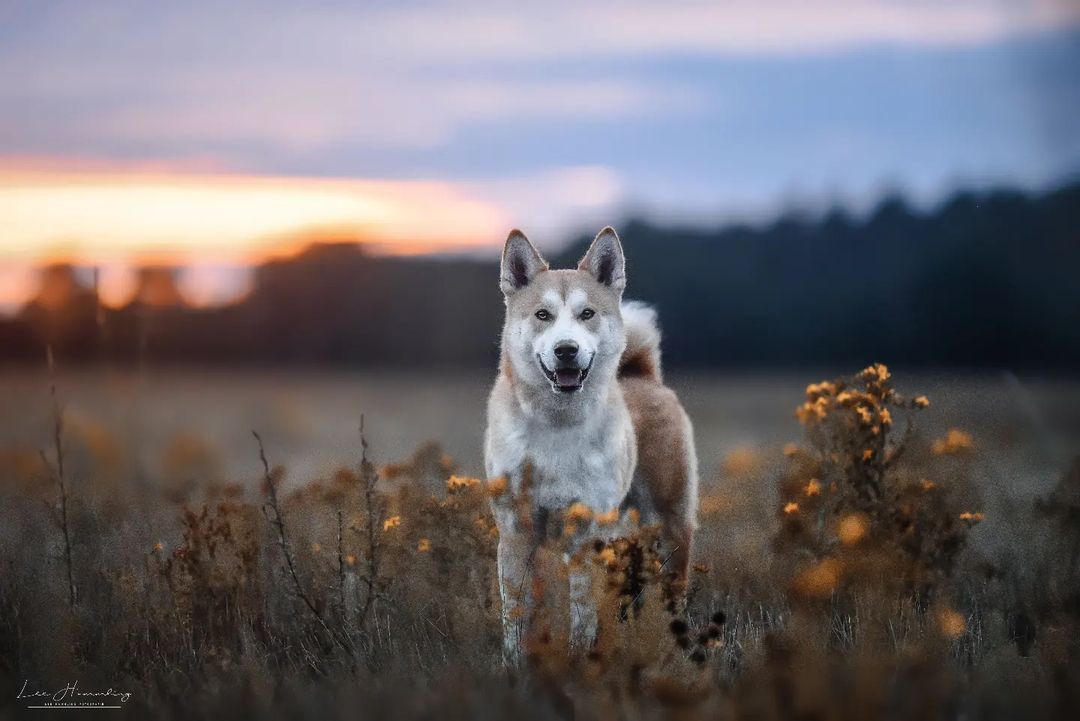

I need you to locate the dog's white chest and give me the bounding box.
[486,400,635,515]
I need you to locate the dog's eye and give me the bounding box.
[534,309,552,321]
[579,308,595,320]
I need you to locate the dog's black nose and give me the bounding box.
[554,342,579,362]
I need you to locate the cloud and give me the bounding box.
[77,76,696,153]
[365,0,1080,60]
[0,0,1075,242]
[2,1,1075,159]
[465,166,625,246]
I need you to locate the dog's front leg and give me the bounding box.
[569,564,598,649]
[496,525,533,665]
[565,517,603,651]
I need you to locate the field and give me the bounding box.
[1,365,1079,719]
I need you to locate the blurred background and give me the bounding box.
[1,1,1078,482]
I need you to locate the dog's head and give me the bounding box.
[499,227,627,395]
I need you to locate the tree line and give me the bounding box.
[3,179,1078,369]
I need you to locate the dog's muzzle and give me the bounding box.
[538,354,593,393]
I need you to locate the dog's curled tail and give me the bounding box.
[619,301,663,382]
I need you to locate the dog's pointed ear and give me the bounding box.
[500,229,548,295]
[578,226,626,291]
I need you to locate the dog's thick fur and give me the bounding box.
[484,227,699,660]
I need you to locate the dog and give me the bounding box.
[484,226,699,661]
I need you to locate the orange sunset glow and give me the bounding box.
[0,165,508,266]
[0,163,510,312]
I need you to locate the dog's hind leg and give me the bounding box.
[659,513,694,602]
[621,377,699,605]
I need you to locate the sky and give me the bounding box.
[1,0,1079,309]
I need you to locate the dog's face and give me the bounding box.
[499,228,627,395]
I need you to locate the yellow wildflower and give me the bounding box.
[596,508,620,525]
[795,397,830,423]
[805,381,836,399]
[723,445,760,476]
[804,479,822,497]
[597,547,617,567]
[783,502,799,514]
[487,475,508,498]
[936,608,966,638]
[913,395,930,409]
[837,514,868,545]
[447,475,480,492]
[565,502,594,522]
[382,515,402,532]
[791,558,842,599]
[862,449,874,461]
[153,542,164,553]
[344,554,357,566]
[417,538,432,552]
[932,429,974,455]
[959,511,985,524]
[861,363,890,383]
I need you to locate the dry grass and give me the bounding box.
[1,364,1078,719]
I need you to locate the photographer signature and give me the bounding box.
[17,679,132,708]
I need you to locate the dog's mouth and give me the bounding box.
[538,355,593,393]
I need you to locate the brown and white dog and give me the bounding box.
[484,227,698,661]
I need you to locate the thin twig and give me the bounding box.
[356,415,382,626]
[631,545,679,610]
[336,509,346,619]
[425,615,450,640]
[886,415,917,469]
[253,430,353,657]
[42,347,76,607]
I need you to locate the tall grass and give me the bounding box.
[0,364,1077,719]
